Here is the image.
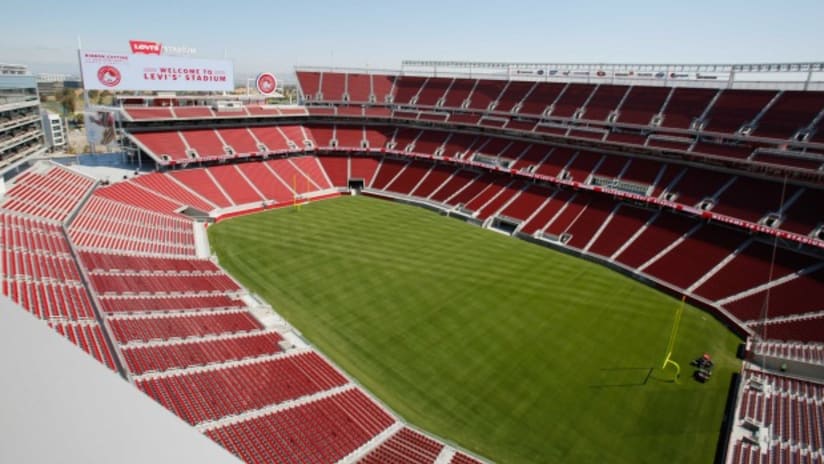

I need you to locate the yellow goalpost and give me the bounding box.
[661,296,685,382]
[292,174,310,212]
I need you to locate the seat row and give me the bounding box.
[122,331,283,375]
[97,294,246,314]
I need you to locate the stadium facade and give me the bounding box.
[0,64,46,172]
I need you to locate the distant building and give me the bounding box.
[0,64,47,170]
[37,73,82,96]
[41,111,67,151]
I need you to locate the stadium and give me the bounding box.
[1,11,824,464]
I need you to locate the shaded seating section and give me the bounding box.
[411,165,459,198]
[416,78,452,107]
[666,168,730,208]
[582,85,629,121]
[137,352,348,425]
[542,193,595,240]
[89,273,240,295]
[660,88,717,129]
[534,147,576,177]
[494,81,535,113]
[692,241,820,303]
[441,173,495,207]
[753,90,824,139]
[749,317,824,345]
[779,188,824,236]
[122,331,283,375]
[518,82,565,116]
[1,163,95,222]
[442,78,476,109]
[384,160,433,195]
[109,311,262,343]
[564,151,603,182]
[370,158,408,190]
[616,86,670,125]
[519,190,572,235]
[702,89,777,134]
[550,84,596,118]
[584,205,656,258]
[722,267,824,327]
[613,212,697,269]
[394,76,427,105]
[562,196,616,249]
[641,223,747,290]
[499,184,555,222]
[467,79,507,111]
[473,180,525,220]
[360,427,444,464]
[205,389,394,464]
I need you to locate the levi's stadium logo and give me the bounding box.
[130,40,162,55]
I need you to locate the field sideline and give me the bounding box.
[209,195,742,464]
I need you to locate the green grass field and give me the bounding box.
[209,195,742,464]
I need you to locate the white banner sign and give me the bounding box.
[80,50,233,91]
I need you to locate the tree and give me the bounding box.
[58,89,76,115]
[88,89,100,103]
[99,90,113,105]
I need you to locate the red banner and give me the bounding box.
[129,40,162,55]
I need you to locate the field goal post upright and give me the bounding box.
[293,174,300,212]
[661,296,685,382]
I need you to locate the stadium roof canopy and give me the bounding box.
[0,295,240,464]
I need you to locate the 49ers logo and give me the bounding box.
[97,65,121,87]
[256,73,277,95]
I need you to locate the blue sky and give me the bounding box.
[1,0,822,81]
